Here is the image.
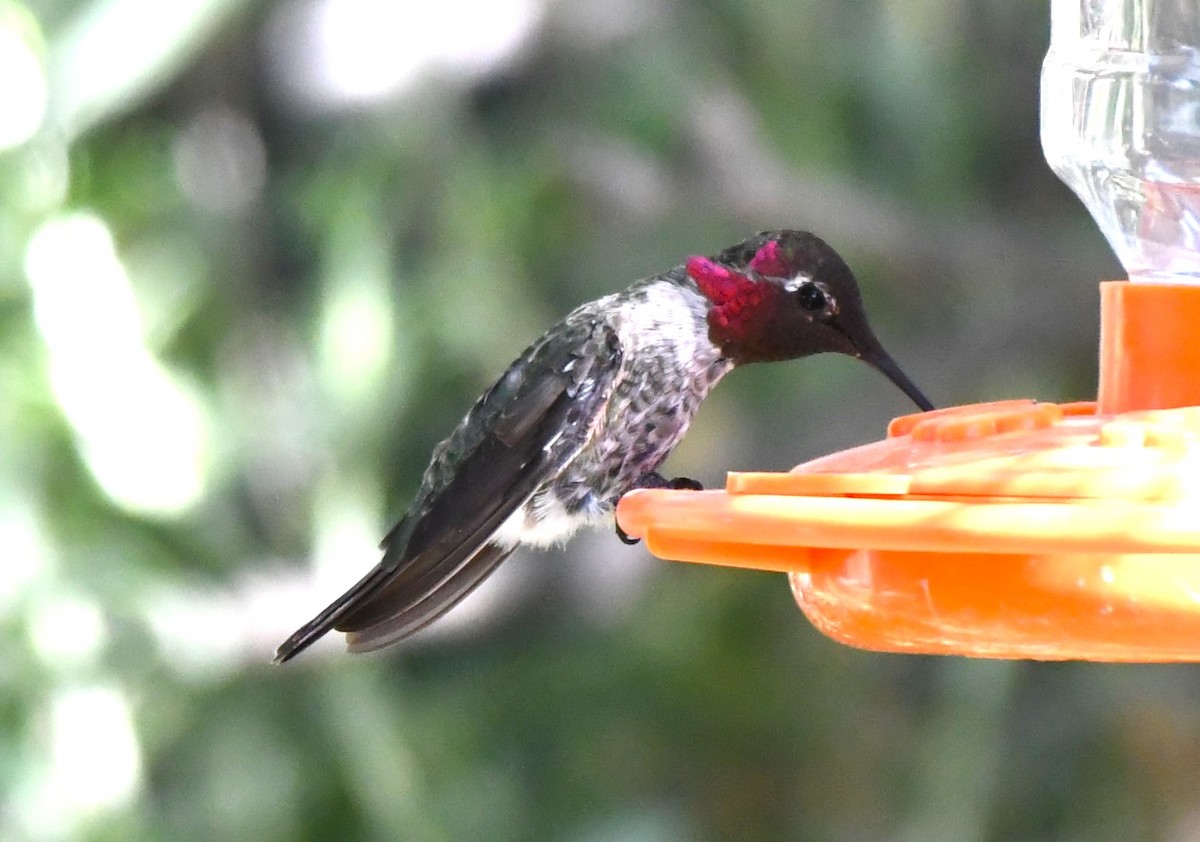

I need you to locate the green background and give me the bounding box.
[3,1,1190,840]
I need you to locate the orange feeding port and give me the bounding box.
[617,283,1200,661]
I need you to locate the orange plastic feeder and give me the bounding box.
[617,284,1200,661]
[616,3,1200,661]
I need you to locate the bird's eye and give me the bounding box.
[796,283,827,312]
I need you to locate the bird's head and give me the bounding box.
[687,230,934,411]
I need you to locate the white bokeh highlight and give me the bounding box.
[25,213,211,516]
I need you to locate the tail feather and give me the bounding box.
[273,563,396,663]
[345,543,515,653]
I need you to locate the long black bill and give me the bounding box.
[862,350,935,412]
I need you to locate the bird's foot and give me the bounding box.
[614,472,704,545]
[632,471,705,492]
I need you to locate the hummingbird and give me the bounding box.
[274,230,933,662]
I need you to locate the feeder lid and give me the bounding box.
[618,399,1200,561]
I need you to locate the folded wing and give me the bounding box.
[274,317,623,661]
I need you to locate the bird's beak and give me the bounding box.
[860,348,935,412]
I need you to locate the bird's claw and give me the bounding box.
[614,472,705,544]
[616,523,640,545]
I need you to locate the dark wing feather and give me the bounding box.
[344,543,515,653]
[274,317,622,662]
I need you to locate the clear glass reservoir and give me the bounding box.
[1042,0,1200,282]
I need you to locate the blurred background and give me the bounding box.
[5,0,1198,840]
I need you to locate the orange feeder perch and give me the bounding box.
[616,4,1200,661]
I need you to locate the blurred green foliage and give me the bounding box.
[3,1,1197,841]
